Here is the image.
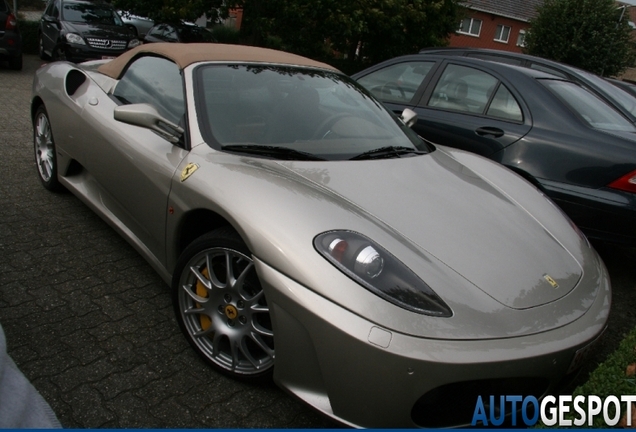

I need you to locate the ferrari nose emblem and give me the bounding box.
[544,274,559,289]
[181,163,199,182]
[224,304,238,320]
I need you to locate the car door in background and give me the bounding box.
[40,0,61,56]
[415,62,532,157]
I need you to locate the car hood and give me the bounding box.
[63,21,132,40]
[277,150,582,310]
[178,145,607,339]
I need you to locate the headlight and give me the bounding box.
[315,231,452,317]
[128,38,141,48]
[65,33,85,45]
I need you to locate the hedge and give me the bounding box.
[18,19,39,54]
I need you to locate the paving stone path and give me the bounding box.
[0,55,333,428]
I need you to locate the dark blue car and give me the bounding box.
[353,55,636,245]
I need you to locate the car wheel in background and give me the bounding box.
[172,227,275,381]
[126,24,138,38]
[33,105,62,191]
[38,34,49,60]
[52,44,67,62]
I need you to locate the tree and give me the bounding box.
[112,0,461,71]
[238,0,461,67]
[525,0,635,76]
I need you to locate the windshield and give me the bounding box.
[63,2,124,26]
[177,26,216,43]
[196,64,427,160]
[541,79,636,132]
[576,68,636,119]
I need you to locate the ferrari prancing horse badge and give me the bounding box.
[181,163,199,182]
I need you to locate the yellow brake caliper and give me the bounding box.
[196,268,212,332]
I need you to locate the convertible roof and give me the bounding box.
[97,43,339,78]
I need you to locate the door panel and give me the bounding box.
[413,63,532,157]
[41,3,60,54]
[68,76,187,265]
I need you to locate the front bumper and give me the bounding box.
[255,257,610,428]
[63,42,128,62]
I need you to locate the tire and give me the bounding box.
[52,44,67,62]
[126,24,138,38]
[38,34,50,60]
[172,227,275,381]
[33,105,62,191]
[8,54,22,70]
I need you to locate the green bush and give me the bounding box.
[18,19,39,54]
[538,327,636,427]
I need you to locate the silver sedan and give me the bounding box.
[31,43,610,428]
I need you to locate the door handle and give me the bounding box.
[475,126,504,138]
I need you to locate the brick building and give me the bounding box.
[449,0,544,53]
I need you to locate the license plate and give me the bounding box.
[567,328,606,374]
[102,56,116,60]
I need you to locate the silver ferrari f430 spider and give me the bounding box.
[31,43,610,428]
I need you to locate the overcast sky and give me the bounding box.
[622,0,636,5]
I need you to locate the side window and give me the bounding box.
[112,56,185,125]
[516,30,527,47]
[163,26,178,42]
[486,85,523,121]
[457,18,482,36]
[51,3,59,18]
[147,24,169,40]
[427,64,498,114]
[356,61,434,103]
[44,0,54,16]
[494,25,511,43]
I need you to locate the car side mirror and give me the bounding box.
[114,103,184,143]
[400,108,417,128]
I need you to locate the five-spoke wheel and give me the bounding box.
[173,228,275,380]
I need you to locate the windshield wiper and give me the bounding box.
[350,146,426,160]
[222,144,327,161]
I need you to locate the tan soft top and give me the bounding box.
[97,43,339,78]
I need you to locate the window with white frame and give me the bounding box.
[458,18,482,36]
[516,29,526,47]
[494,25,511,43]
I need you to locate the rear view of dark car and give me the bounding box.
[39,0,140,63]
[0,0,22,70]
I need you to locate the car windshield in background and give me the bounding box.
[63,3,124,26]
[177,26,216,43]
[196,65,427,160]
[541,79,636,133]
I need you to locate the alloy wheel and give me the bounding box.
[176,245,274,377]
